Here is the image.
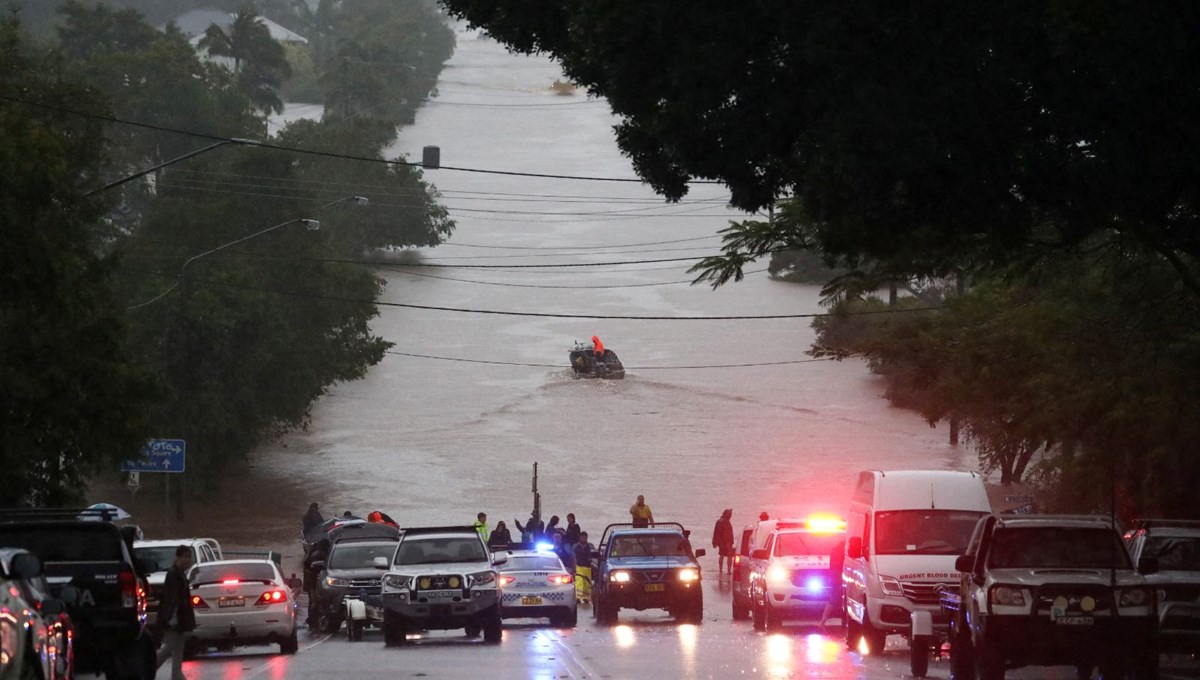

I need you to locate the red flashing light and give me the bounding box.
[805,514,847,534]
[222,579,240,586]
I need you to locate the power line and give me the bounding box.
[0,94,723,185]
[384,350,838,370]
[389,267,770,289]
[436,235,721,250]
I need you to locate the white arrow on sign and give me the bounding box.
[163,459,172,470]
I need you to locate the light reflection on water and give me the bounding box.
[614,624,636,649]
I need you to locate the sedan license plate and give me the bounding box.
[1056,615,1093,626]
[521,596,543,606]
[218,596,245,608]
[645,584,665,593]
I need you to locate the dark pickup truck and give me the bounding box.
[0,510,156,680]
[590,523,706,625]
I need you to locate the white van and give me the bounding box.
[842,470,990,673]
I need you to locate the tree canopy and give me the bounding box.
[442,1,1200,289]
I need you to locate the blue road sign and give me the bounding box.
[122,439,186,473]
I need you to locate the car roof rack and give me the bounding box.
[598,522,687,547]
[0,508,124,523]
[1131,519,1200,531]
[400,526,478,537]
[997,514,1116,527]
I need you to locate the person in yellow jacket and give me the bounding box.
[472,512,490,542]
[629,495,654,528]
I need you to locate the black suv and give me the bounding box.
[590,523,706,624]
[0,509,155,680]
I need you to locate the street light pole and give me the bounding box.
[88,138,260,196]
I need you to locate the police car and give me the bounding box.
[497,548,577,628]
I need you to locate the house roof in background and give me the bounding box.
[164,9,308,44]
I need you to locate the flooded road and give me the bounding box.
[254,26,963,533]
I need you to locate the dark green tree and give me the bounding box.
[0,19,151,505]
[199,5,293,113]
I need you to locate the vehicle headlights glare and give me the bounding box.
[1119,587,1151,607]
[678,568,700,583]
[989,585,1027,607]
[879,575,904,597]
[469,571,495,587]
[766,566,790,586]
[611,571,631,583]
[382,574,413,590]
[325,576,350,588]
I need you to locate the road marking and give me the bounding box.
[239,634,331,679]
[542,629,596,679]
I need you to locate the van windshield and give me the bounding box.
[874,510,986,555]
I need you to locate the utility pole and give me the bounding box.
[532,462,541,523]
[949,269,967,446]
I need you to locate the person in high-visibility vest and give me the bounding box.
[472,512,490,542]
[573,531,595,604]
[591,335,605,359]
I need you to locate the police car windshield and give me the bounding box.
[611,534,689,557]
[503,556,564,572]
[988,528,1132,570]
[1140,536,1200,571]
[874,510,986,555]
[774,532,843,557]
[329,543,397,570]
[394,537,486,565]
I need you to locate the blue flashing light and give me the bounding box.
[804,576,826,594]
[535,542,555,553]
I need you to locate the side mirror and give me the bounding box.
[694,548,707,558]
[41,599,66,616]
[751,549,769,560]
[492,553,508,566]
[847,537,863,560]
[954,555,974,573]
[1138,557,1159,575]
[372,557,389,570]
[11,552,43,579]
[310,560,326,571]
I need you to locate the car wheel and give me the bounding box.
[554,607,578,628]
[948,614,976,680]
[752,598,766,632]
[910,635,931,678]
[465,622,481,637]
[383,611,408,647]
[861,610,887,654]
[732,592,751,621]
[280,627,299,655]
[318,612,342,634]
[974,641,1005,680]
[482,606,503,644]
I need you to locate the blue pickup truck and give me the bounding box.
[590,523,706,624]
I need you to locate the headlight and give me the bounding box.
[1119,588,1152,607]
[325,577,350,588]
[611,571,631,583]
[382,574,413,590]
[879,575,904,597]
[989,585,1028,607]
[678,568,699,583]
[468,571,495,587]
[766,566,790,586]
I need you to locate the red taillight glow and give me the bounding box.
[498,576,517,587]
[548,574,573,585]
[222,579,240,585]
[190,595,209,609]
[255,590,288,605]
[118,567,136,609]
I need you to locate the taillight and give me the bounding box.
[548,574,573,585]
[118,566,136,609]
[255,590,288,605]
[190,595,210,609]
[498,576,517,587]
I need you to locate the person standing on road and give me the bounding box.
[473,512,490,542]
[630,495,654,527]
[303,502,324,536]
[552,532,576,574]
[303,537,331,628]
[515,511,542,545]
[759,511,770,522]
[154,545,196,680]
[573,531,596,604]
[564,513,581,545]
[488,521,512,550]
[546,515,562,540]
[713,508,735,575]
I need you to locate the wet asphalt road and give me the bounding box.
[156,574,1199,680]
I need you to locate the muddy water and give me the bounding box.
[95,26,970,562]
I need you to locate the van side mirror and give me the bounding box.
[954,555,974,573]
[1138,557,1159,575]
[751,549,769,560]
[847,537,863,559]
[11,553,43,579]
[694,548,706,558]
[372,557,388,570]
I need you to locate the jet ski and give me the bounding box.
[570,341,625,380]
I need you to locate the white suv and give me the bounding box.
[376,526,507,646]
